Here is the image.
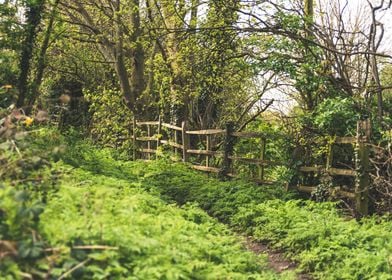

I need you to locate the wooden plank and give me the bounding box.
[297,185,317,193]
[192,165,220,173]
[187,149,222,156]
[252,178,276,185]
[231,131,266,138]
[136,137,158,141]
[297,185,355,199]
[337,189,355,199]
[160,140,184,149]
[299,166,324,172]
[334,137,356,144]
[136,121,159,126]
[162,123,182,131]
[139,149,157,154]
[186,129,226,135]
[328,168,356,177]
[227,173,275,185]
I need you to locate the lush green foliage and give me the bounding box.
[84,88,134,153]
[1,128,291,279]
[38,168,283,279]
[313,97,361,136]
[54,136,392,279]
[234,200,392,279]
[137,161,392,279]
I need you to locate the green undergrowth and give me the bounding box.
[1,128,289,279]
[55,132,392,280]
[2,128,392,279]
[38,168,284,279]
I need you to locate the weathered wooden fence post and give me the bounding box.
[355,119,371,216]
[258,137,266,182]
[156,116,162,155]
[220,122,235,178]
[147,124,151,160]
[326,142,334,171]
[181,121,190,162]
[206,135,211,167]
[133,117,137,160]
[174,130,178,157]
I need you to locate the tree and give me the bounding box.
[60,0,145,115]
[16,0,46,108]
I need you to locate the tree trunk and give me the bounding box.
[28,0,60,108]
[130,0,145,116]
[16,0,46,108]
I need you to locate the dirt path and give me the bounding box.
[244,237,312,280]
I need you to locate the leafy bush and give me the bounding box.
[84,87,134,156]
[313,97,360,136]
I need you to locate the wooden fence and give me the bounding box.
[133,118,372,216]
[295,119,371,216]
[132,118,279,184]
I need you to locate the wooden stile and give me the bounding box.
[132,118,377,216]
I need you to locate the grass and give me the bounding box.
[2,127,391,279]
[1,128,289,279]
[56,133,392,280]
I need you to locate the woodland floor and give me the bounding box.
[2,129,391,279]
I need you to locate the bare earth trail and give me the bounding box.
[244,238,312,280]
